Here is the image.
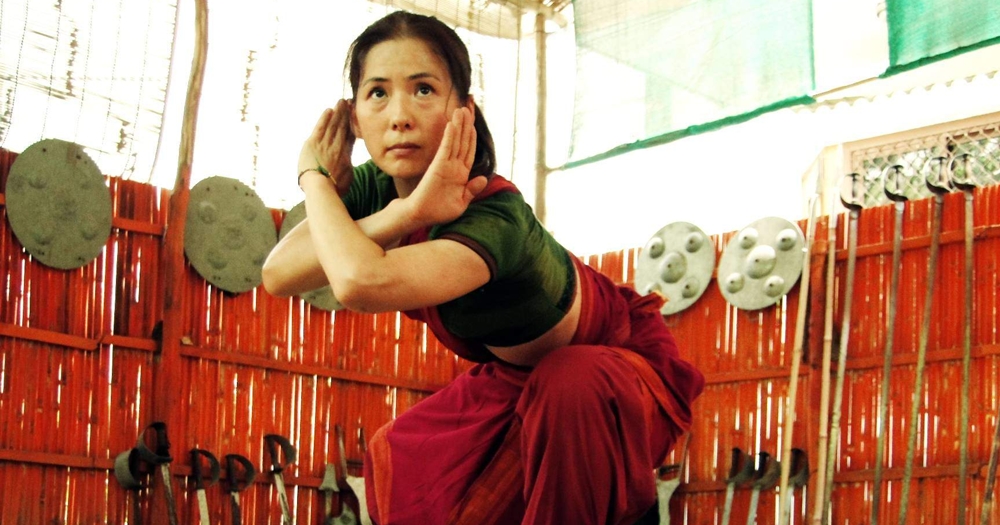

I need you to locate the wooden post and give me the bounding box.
[151,0,208,522]
[534,11,547,225]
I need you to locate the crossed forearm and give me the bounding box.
[261,178,421,298]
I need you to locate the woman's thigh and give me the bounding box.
[365,361,529,524]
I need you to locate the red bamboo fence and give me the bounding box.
[1,146,999,524]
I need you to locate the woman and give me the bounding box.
[263,11,703,525]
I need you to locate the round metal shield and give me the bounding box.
[634,222,715,315]
[278,201,343,311]
[717,217,805,311]
[5,139,112,269]
[184,176,277,294]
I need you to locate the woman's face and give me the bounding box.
[352,37,469,182]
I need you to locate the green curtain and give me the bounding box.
[567,0,815,169]
[885,0,1000,76]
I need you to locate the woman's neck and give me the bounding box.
[393,176,421,198]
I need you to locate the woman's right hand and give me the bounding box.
[298,99,355,196]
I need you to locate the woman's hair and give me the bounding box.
[346,11,497,178]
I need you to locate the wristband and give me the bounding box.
[298,166,330,187]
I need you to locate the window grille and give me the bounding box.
[849,119,1000,207]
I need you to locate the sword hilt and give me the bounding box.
[751,451,781,491]
[135,422,173,465]
[882,164,910,203]
[225,453,258,493]
[725,447,755,484]
[190,448,221,491]
[839,172,865,211]
[925,155,953,196]
[950,152,978,191]
[134,422,177,525]
[789,448,810,488]
[264,434,298,473]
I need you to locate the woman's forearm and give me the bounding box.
[299,173,408,309]
[358,196,420,248]
[261,182,419,298]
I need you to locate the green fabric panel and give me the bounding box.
[885,0,1000,76]
[561,94,815,171]
[569,0,815,166]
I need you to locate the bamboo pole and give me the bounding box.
[822,183,862,523]
[778,195,819,525]
[810,192,839,525]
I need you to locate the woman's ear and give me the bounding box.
[349,99,362,139]
[465,94,475,113]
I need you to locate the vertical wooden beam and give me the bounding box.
[533,11,547,225]
[152,0,208,522]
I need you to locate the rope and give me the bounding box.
[96,0,126,169]
[121,0,157,180]
[41,0,65,139]
[73,0,99,142]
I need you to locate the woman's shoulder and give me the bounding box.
[461,175,534,225]
[473,174,520,202]
[432,175,542,246]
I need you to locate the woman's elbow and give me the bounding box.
[331,273,388,314]
[331,280,368,312]
[261,261,295,298]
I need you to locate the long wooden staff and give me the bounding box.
[952,153,975,525]
[778,195,820,525]
[871,165,908,525]
[814,173,864,525]
[897,157,949,525]
[810,178,840,525]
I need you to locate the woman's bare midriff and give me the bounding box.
[486,265,582,367]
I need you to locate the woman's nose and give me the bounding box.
[389,97,414,130]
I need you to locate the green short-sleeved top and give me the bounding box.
[341,161,576,347]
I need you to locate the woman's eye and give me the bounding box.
[417,85,433,96]
[368,87,386,99]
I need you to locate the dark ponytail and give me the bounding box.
[470,102,496,177]
[346,11,498,178]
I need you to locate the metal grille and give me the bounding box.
[849,120,1000,207]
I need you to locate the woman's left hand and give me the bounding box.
[298,99,355,196]
[408,107,488,226]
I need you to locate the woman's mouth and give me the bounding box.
[387,143,419,153]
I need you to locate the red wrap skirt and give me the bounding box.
[364,257,704,525]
